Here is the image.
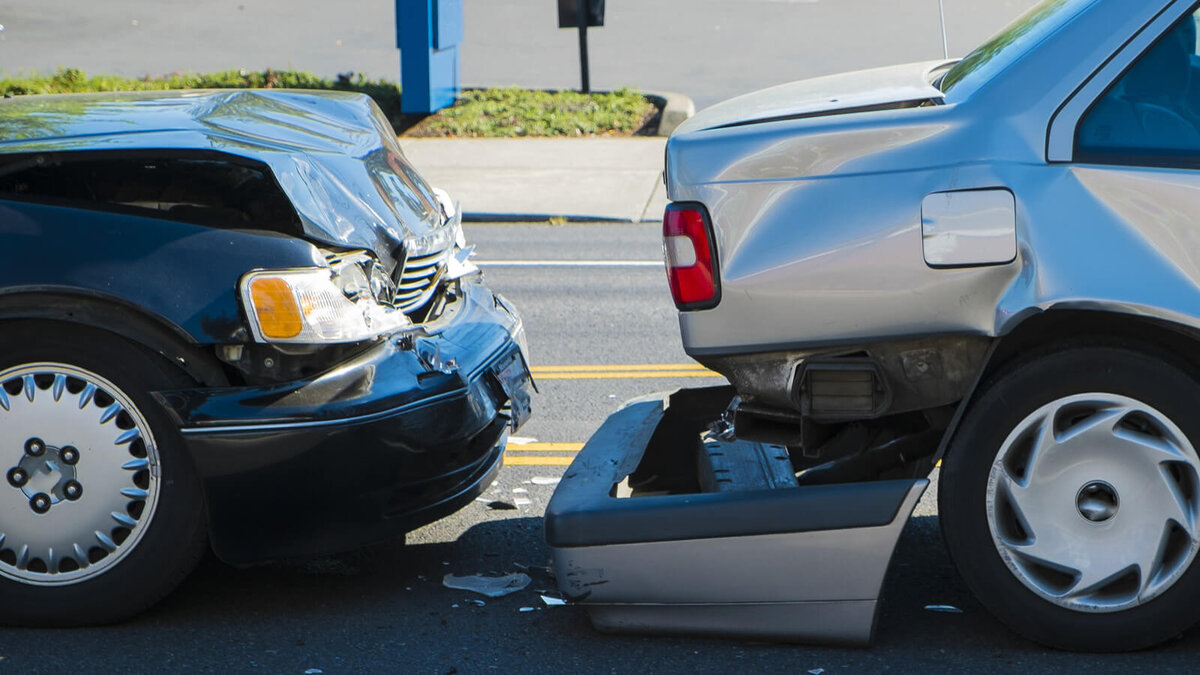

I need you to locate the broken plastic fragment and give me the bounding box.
[530,476,560,486]
[442,572,531,598]
[808,669,824,675]
[465,598,486,607]
[518,607,536,612]
[540,595,567,606]
[305,670,324,675]
[514,497,532,506]
[513,487,528,494]
[924,604,963,613]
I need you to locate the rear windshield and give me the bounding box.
[939,0,1092,94]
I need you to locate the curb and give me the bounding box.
[645,90,695,137]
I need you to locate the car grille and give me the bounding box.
[395,247,448,312]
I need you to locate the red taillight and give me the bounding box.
[663,203,719,310]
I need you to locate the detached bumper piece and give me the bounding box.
[545,386,926,646]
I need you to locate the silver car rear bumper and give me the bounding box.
[545,386,926,646]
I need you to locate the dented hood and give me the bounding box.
[0,89,449,269]
[675,60,949,134]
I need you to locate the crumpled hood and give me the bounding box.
[675,60,949,134]
[0,89,448,271]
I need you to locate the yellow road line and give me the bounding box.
[531,364,712,373]
[504,455,576,466]
[507,442,584,452]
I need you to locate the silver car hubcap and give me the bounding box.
[0,364,161,586]
[987,393,1200,612]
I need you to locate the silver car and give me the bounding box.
[661,0,1200,651]
[549,0,1200,653]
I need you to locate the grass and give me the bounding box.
[0,68,405,123]
[0,69,658,137]
[403,86,656,137]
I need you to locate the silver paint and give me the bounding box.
[665,0,1200,357]
[0,364,161,586]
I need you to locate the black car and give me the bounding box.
[0,89,532,625]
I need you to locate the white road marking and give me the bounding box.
[474,260,662,267]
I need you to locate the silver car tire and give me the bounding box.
[940,345,1200,652]
[0,324,207,626]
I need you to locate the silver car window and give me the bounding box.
[940,0,1088,94]
[1076,7,1200,164]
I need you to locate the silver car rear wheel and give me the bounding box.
[986,393,1200,612]
[0,363,162,586]
[941,345,1200,651]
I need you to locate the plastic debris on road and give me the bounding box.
[443,572,531,598]
[514,497,532,506]
[808,669,824,675]
[541,595,567,606]
[530,476,560,486]
[519,607,536,612]
[924,604,963,613]
[465,598,486,607]
[305,670,324,674]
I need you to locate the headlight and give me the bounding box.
[241,267,413,344]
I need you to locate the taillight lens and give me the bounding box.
[663,202,720,310]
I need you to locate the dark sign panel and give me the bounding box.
[557,0,605,28]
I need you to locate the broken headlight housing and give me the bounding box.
[240,251,413,344]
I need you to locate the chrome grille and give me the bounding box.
[395,247,449,312]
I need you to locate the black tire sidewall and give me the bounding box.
[0,324,207,626]
[940,345,1200,651]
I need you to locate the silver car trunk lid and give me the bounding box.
[675,60,949,134]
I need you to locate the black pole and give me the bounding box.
[577,2,590,94]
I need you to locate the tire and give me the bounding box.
[0,323,207,626]
[940,345,1200,652]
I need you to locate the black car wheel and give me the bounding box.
[0,324,207,626]
[940,345,1200,651]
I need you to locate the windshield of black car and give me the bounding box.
[939,0,1091,94]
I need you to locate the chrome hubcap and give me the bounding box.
[986,393,1200,613]
[0,364,161,586]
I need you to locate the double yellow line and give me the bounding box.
[503,364,722,467]
[504,442,584,466]
[530,363,720,380]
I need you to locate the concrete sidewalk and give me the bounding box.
[402,137,668,223]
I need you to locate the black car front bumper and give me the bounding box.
[155,281,532,564]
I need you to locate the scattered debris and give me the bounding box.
[808,669,825,675]
[508,436,538,445]
[443,572,531,598]
[519,607,536,612]
[486,500,517,510]
[541,595,567,606]
[513,487,528,494]
[514,497,533,506]
[305,669,324,675]
[451,603,459,609]
[530,476,560,486]
[464,598,486,607]
[924,604,963,614]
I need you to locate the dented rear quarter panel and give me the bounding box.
[665,0,1200,358]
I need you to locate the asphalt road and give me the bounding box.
[0,0,1041,109]
[3,223,1200,673]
